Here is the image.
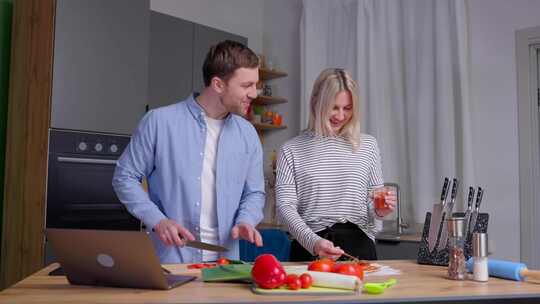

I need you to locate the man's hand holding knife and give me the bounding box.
[153,219,264,248]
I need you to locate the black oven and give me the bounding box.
[46,129,140,231]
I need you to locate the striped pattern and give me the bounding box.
[276,132,384,255]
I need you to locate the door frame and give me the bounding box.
[516,26,540,268]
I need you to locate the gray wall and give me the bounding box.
[260,0,302,175]
[150,0,540,262]
[149,0,302,165]
[191,24,247,92]
[150,0,264,53]
[469,0,540,261]
[150,0,302,223]
[148,12,247,109]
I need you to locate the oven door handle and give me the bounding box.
[57,156,117,165]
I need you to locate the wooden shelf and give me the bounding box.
[254,67,287,139]
[253,95,287,105]
[252,122,287,131]
[259,68,288,81]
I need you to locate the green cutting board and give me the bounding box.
[201,264,253,282]
[203,265,358,295]
[251,284,357,295]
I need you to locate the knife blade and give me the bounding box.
[468,187,484,234]
[463,187,476,237]
[428,177,450,253]
[149,228,229,252]
[437,178,459,251]
[185,240,229,252]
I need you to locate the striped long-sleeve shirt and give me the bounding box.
[276,132,384,255]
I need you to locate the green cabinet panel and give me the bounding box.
[0,0,12,261]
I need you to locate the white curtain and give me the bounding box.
[301,0,475,224]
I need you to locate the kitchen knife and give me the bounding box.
[463,187,475,237]
[468,187,484,235]
[428,177,450,253]
[437,178,459,251]
[185,240,229,252]
[150,228,229,252]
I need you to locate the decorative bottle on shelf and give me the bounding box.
[447,217,466,280]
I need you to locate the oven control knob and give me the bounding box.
[78,142,87,151]
[109,144,118,153]
[94,143,103,152]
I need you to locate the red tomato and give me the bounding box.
[286,274,298,285]
[354,263,365,281]
[308,258,335,272]
[287,275,301,290]
[299,273,313,289]
[188,262,218,269]
[216,258,229,265]
[187,263,204,269]
[251,254,287,289]
[333,263,362,279]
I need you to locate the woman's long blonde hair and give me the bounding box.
[307,68,361,149]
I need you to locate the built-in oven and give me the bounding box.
[45,129,140,264]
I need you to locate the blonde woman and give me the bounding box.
[276,68,396,261]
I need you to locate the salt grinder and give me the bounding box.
[472,232,489,282]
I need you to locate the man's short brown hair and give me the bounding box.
[202,40,259,87]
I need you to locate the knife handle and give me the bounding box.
[467,187,475,209]
[475,187,484,210]
[450,178,459,202]
[440,177,450,203]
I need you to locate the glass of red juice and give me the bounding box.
[369,186,391,212]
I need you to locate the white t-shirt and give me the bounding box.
[200,115,224,261]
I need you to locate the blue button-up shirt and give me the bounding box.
[112,94,265,263]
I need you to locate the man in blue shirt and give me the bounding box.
[113,40,265,263]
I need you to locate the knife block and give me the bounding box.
[417,212,489,266]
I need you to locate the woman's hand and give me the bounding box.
[313,239,344,260]
[374,189,397,217]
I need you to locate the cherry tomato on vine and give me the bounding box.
[286,274,301,290]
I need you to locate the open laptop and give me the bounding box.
[45,228,196,290]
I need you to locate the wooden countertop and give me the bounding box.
[1,260,539,303]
